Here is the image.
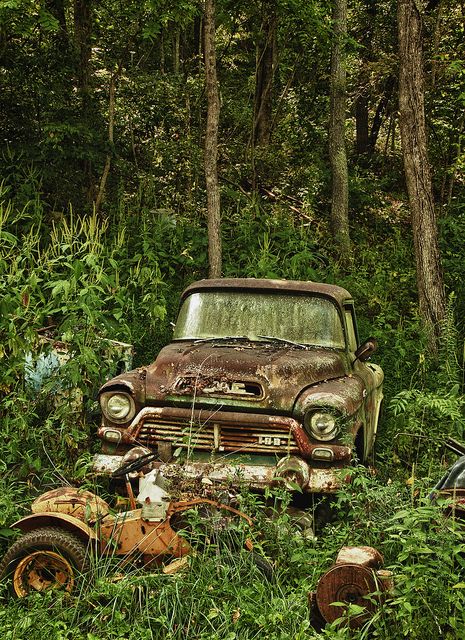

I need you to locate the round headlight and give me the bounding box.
[305,411,338,441]
[101,392,135,423]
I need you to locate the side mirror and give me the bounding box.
[354,337,378,363]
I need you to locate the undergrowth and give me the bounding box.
[1,187,465,637]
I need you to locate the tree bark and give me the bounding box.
[253,2,277,146]
[204,0,222,278]
[398,0,446,349]
[95,73,116,215]
[173,27,180,74]
[369,76,395,151]
[329,0,350,262]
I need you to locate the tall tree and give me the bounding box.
[74,0,92,104]
[204,0,222,278]
[398,0,446,349]
[253,1,277,147]
[329,0,350,261]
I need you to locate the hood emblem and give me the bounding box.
[173,376,262,398]
[204,381,247,395]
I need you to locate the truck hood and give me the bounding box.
[145,340,349,413]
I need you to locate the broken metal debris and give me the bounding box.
[310,546,393,630]
[1,455,260,598]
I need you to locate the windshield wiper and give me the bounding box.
[192,336,254,344]
[257,335,308,349]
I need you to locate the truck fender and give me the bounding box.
[294,376,366,419]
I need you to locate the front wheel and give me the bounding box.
[0,526,89,597]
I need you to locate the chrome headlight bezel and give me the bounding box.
[100,391,136,424]
[304,410,339,442]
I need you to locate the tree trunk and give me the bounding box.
[95,73,116,215]
[253,2,277,146]
[204,0,222,278]
[355,92,369,155]
[46,0,69,51]
[368,76,395,151]
[329,0,350,262]
[354,1,375,157]
[74,0,94,202]
[173,27,180,74]
[74,0,92,102]
[160,29,165,74]
[398,0,446,349]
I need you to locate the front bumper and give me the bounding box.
[92,453,348,493]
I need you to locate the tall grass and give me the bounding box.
[1,187,465,638]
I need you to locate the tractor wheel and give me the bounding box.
[0,526,89,597]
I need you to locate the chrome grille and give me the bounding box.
[137,419,299,454]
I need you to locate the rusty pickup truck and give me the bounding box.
[93,278,383,494]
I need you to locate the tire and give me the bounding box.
[248,550,274,581]
[0,527,89,598]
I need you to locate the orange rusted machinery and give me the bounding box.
[0,454,258,597]
[310,546,393,629]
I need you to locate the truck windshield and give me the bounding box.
[173,291,345,349]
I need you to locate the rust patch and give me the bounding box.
[31,488,110,522]
[180,278,353,307]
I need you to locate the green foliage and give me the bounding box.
[1,0,465,635]
[0,192,169,480]
[382,501,465,639]
[389,387,465,465]
[4,470,465,638]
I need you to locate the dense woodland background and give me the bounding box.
[1,0,465,637]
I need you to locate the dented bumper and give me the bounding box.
[92,453,347,493]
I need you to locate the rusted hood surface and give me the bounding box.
[144,341,349,412]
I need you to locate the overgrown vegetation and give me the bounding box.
[2,0,465,636]
[1,183,465,637]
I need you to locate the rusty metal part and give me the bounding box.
[99,406,350,462]
[119,446,154,475]
[315,546,389,629]
[172,375,264,400]
[437,488,465,517]
[93,453,347,493]
[180,278,353,306]
[169,498,254,528]
[31,488,110,522]
[143,342,349,413]
[11,513,98,543]
[100,407,303,455]
[97,497,252,559]
[274,456,310,490]
[100,509,191,558]
[295,376,366,420]
[126,478,137,510]
[335,546,383,568]
[316,564,379,628]
[13,551,74,597]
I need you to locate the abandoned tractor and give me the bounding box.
[93,278,384,495]
[0,455,260,597]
